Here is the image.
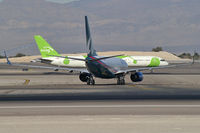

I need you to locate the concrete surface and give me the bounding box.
[0,63,199,133]
[0,115,200,133]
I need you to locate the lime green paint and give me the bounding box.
[63,57,70,64]
[148,57,160,67]
[83,55,87,58]
[34,35,61,58]
[133,60,137,64]
[116,55,128,59]
[129,56,138,64]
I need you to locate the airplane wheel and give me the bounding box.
[87,79,90,85]
[86,76,91,85]
[121,79,125,85]
[117,76,125,85]
[91,79,95,85]
[117,78,120,85]
[86,76,95,85]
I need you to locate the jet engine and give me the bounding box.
[130,72,143,82]
[79,73,91,82]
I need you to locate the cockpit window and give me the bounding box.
[160,59,165,61]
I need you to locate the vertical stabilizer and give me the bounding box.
[34,35,61,58]
[85,16,97,56]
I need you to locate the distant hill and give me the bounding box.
[0,51,184,63]
[0,0,199,55]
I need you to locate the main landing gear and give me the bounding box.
[117,75,125,85]
[87,75,95,85]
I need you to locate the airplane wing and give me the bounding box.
[48,55,86,61]
[30,58,53,64]
[115,63,193,75]
[4,51,88,73]
[88,54,124,61]
[48,54,124,62]
[9,63,88,73]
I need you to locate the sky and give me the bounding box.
[0,0,199,55]
[0,0,80,3]
[45,0,80,4]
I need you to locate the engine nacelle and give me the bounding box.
[79,73,91,82]
[130,72,143,82]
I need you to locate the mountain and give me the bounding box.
[0,0,199,55]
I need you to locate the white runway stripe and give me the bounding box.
[0,105,200,109]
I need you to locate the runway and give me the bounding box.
[0,100,200,116]
[0,63,199,133]
[0,100,200,133]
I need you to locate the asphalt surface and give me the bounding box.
[0,62,199,133]
[0,63,199,115]
[0,100,200,116]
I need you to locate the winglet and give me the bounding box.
[4,50,12,65]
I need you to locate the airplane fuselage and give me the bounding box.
[39,55,168,68]
[86,56,128,78]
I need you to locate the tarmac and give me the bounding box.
[0,63,199,133]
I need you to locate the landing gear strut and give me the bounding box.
[117,75,125,85]
[86,75,95,85]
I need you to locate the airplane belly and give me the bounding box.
[86,62,115,78]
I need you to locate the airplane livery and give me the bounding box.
[5,16,192,85]
[34,35,168,68]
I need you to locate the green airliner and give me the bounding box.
[5,16,191,85]
[33,35,168,68]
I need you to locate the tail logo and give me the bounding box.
[40,46,54,53]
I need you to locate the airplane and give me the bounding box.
[4,16,193,85]
[32,35,168,68]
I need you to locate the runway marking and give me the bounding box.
[23,79,30,85]
[139,87,157,90]
[0,105,200,109]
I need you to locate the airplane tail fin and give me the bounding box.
[34,35,61,58]
[85,16,97,57]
